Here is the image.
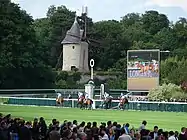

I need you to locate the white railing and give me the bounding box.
[1,96,187,105]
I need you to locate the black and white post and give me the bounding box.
[90,59,94,80]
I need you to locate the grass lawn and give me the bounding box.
[0,105,187,131]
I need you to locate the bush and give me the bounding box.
[55,71,82,89]
[55,80,68,89]
[56,71,68,81]
[148,83,187,101]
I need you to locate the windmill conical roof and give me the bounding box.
[61,17,81,44]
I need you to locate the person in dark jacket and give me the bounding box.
[150,126,158,140]
[179,127,186,140]
[0,121,9,140]
[32,118,39,140]
[38,117,47,140]
[18,120,32,140]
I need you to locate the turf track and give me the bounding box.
[0,105,186,131]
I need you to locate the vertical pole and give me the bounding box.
[90,59,94,80]
[91,67,93,80]
[89,59,95,109]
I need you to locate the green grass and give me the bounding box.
[0,105,187,131]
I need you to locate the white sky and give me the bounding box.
[11,0,187,22]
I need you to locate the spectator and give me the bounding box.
[18,120,32,140]
[141,130,151,140]
[179,127,186,140]
[108,127,115,140]
[100,128,109,140]
[106,121,112,134]
[73,120,77,128]
[119,128,132,140]
[112,122,117,130]
[150,126,159,140]
[91,122,99,137]
[0,121,9,140]
[84,122,92,139]
[129,129,136,140]
[32,118,39,140]
[38,117,47,140]
[49,126,61,140]
[78,121,85,132]
[124,123,130,135]
[139,121,147,131]
[0,112,186,140]
[168,131,178,140]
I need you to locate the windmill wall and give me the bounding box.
[62,41,89,72]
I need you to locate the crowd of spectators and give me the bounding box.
[0,113,187,140]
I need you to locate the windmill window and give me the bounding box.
[72,46,75,49]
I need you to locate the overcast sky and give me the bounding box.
[11,0,187,22]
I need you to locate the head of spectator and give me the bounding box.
[25,121,32,128]
[139,120,147,131]
[0,121,7,129]
[130,129,135,137]
[33,118,38,124]
[107,121,112,128]
[73,120,77,127]
[52,119,57,125]
[142,120,147,126]
[168,131,175,140]
[92,122,97,127]
[154,126,158,133]
[86,122,91,128]
[175,131,179,137]
[109,127,115,136]
[181,127,186,134]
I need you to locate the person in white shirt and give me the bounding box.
[120,93,124,98]
[67,94,72,99]
[78,92,84,103]
[99,129,109,140]
[139,120,147,131]
[57,92,61,98]
[118,93,125,107]
[56,92,61,103]
[168,131,178,140]
[104,92,109,99]
[78,92,83,98]
[119,128,132,140]
[84,93,89,104]
[85,93,89,100]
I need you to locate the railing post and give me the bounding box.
[72,99,74,108]
[92,100,96,109]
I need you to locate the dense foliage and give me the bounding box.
[1,1,187,89]
[148,83,187,101]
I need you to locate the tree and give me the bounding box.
[153,27,178,51]
[121,13,141,27]
[160,57,187,85]
[33,5,76,68]
[33,18,51,65]
[91,20,130,70]
[0,0,55,88]
[142,10,169,35]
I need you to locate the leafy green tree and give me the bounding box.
[142,10,169,35]
[121,13,141,27]
[0,0,55,88]
[40,5,76,67]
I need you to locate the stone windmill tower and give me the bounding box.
[61,7,89,72]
